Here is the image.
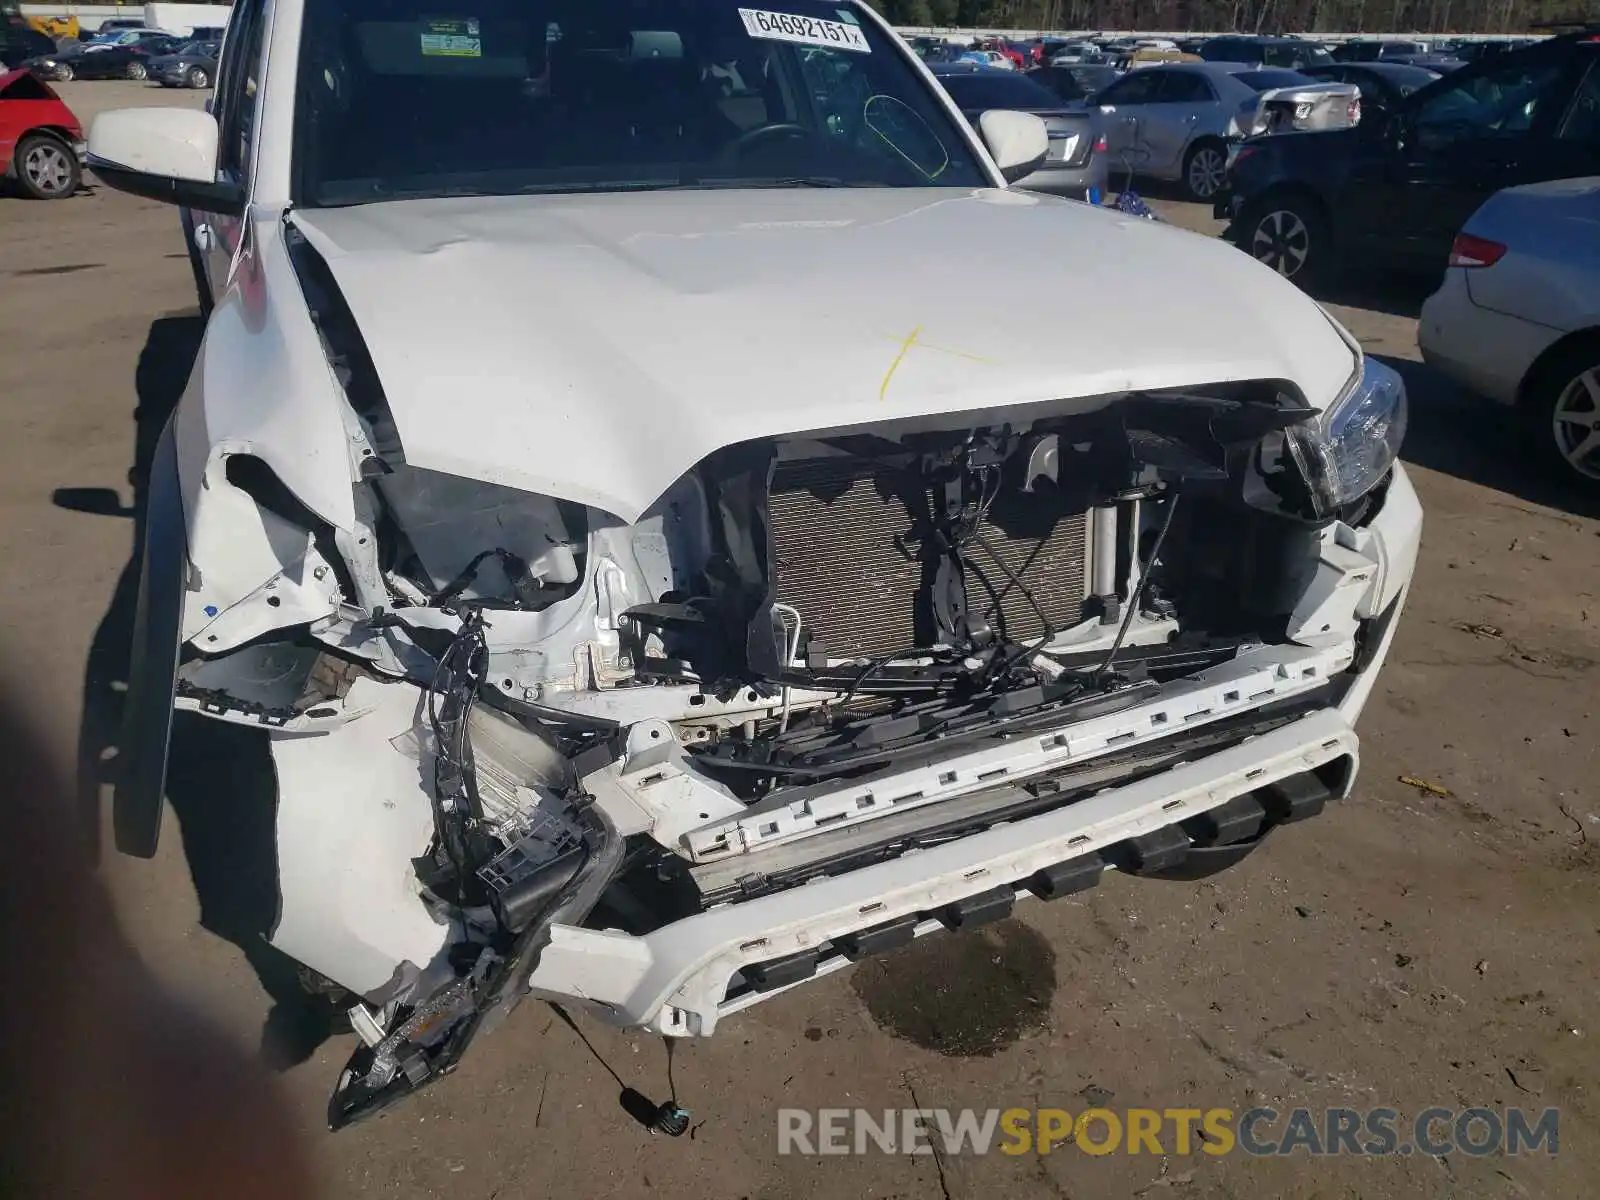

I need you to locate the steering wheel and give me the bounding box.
[722,121,814,159]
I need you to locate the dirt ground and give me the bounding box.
[3,81,1597,1199]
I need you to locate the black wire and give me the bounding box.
[986,619,1072,691]
[838,477,1050,705]
[1094,493,1181,682]
[547,1002,627,1089]
[971,529,1057,686]
[434,549,505,606]
[971,530,1051,634]
[837,647,926,709]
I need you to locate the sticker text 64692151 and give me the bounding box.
[738,8,871,53]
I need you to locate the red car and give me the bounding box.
[0,66,83,199]
[979,38,1027,70]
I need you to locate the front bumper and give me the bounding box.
[262,463,1421,1037]
[534,705,1361,1036]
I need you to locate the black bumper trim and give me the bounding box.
[937,885,1015,930]
[729,757,1355,1002]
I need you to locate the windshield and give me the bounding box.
[176,40,216,55]
[293,0,987,206]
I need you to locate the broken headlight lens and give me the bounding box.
[1290,357,1408,518]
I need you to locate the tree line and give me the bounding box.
[862,0,1586,34]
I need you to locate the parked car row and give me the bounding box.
[1176,27,1600,488]
[1218,28,1600,282]
[23,31,182,81]
[19,34,216,86]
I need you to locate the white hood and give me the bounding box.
[292,188,1355,523]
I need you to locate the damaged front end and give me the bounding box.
[119,218,1415,1128]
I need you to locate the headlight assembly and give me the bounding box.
[1288,356,1408,518]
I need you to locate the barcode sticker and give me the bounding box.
[738,8,870,53]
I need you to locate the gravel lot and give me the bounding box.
[5,80,1598,1199]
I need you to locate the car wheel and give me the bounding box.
[1181,139,1227,201]
[1241,197,1326,285]
[125,59,147,80]
[54,61,73,82]
[15,133,80,200]
[1529,343,1600,486]
[186,65,209,88]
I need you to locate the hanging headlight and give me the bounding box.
[1287,357,1408,517]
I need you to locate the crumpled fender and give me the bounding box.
[172,209,361,534]
[169,211,369,653]
[117,210,366,854]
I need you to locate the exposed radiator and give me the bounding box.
[769,457,1090,660]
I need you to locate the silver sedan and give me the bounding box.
[1092,62,1314,200]
[1419,177,1600,487]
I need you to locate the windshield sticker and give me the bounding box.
[420,17,481,58]
[738,9,870,53]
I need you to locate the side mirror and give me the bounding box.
[87,107,244,215]
[978,109,1049,184]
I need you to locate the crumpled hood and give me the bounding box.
[292,188,1355,522]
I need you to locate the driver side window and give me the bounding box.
[1100,71,1162,106]
[1157,72,1213,103]
[1412,59,1562,152]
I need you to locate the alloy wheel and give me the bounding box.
[1551,367,1600,481]
[1250,209,1310,278]
[1186,146,1226,199]
[22,141,74,197]
[127,59,147,80]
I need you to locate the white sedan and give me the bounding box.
[1419,177,1600,485]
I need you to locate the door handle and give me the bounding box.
[193,223,212,253]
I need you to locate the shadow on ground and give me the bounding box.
[1381,354,1600,519]
[1311,271,1431,321]
[60,311,343,1070]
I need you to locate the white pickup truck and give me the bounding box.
[88,0,1419,1127]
